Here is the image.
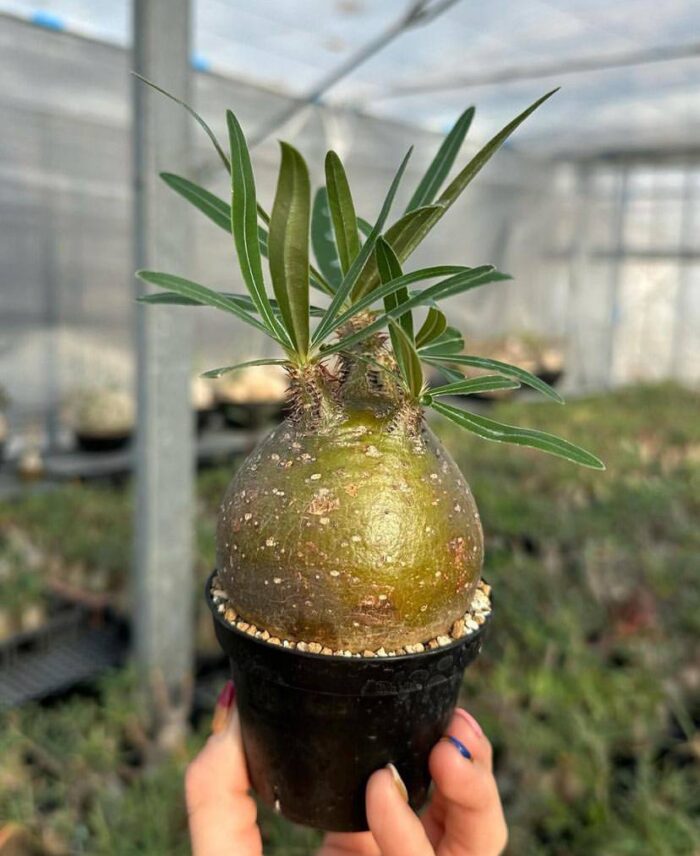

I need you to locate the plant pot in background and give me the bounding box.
[206,570,492,832]
[219,401,284,430]
[75,431,132,453]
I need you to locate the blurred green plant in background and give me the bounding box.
[1,384,698,854]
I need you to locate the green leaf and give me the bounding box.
[418,326,464,356]
[325,151,362,276]
[311,147,413,346]
[422,354,563,403]
[322,266,505,355]
[161,173,271,259]
[311,188,341,289]
[353,91,557,297]
[357,217,372,238]
[431,400,605,470]
[269,142,311,355]
[323,266,467,340]
[376,237,413,339]
[415,307,447,349]
[160,173,230,231]
[136,271,270,336]
[433,364,465,385]
[375,237,421,397]
[425,375,519,400]
[227,111,290,346]
[201,358,288,379]
[388,320,423,398]
[352,204,443,300]
[405,106,474,213]
[438,90,558,211]
[133,73,231,173]
[138,290,326,317]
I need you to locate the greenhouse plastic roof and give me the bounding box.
[2,0,700,157]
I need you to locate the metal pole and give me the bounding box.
[605,166,628,388]
[132,0,194,692]
[564,162,593,392]
[247,0,461,149]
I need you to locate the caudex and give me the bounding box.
[137,81,603,652]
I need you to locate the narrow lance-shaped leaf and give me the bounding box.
[139,290,326,317]
[322,266,508,355]
[431,400,605,470]
[136,271,270,336]
[438,90,558,212]
[353,90,557,297]
[357,217,372,238]
[311,147,413,346]
[133,73,230,173]
[161,173,230,230]
[415,307,447,349]
[325,151,362,276]
[352,204,443,300]
[388,320,423,399]
[376,238,420,396]
[227,110,290,346]
[376,237,413,338]
[422,353,563,403]
[433,363,467,385]
[269,142,311,355]
[324,266,469,340]
[161,172,269,254]
[405,106,474,213]
[201,358,288,379]
[140,74,333,296]
[422,375,519,402]
[311,188,341,289]
[418,325,464,356]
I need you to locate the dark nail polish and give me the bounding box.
[217,680,236,710]
[442,734,473,760]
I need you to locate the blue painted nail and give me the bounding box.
[442,734,473,760]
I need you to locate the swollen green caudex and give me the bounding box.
[136,81,603,652]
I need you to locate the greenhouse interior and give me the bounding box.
[0,1,698,854]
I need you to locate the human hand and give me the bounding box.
[320,708,507,856]
[186,681,507,856]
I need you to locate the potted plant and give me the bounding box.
[137,81,603,831]
[67,387,134,452]
[191,374,216,432]
[214,363,288,429]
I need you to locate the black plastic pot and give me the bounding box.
[75,431,132,453]
[195,406,216,434]
[206,571,491,832]
[219,400,284,430]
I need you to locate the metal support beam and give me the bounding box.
[132,0,194,691]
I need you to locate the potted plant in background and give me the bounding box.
[191,374,216,432]
[67,387,135,452]
[214,363,288,429]
[137,80,603,831]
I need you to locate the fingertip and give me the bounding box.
[366,766,433,856]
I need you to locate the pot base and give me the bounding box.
[206,570,492,831]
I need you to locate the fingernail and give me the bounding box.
[212,680,236,734]
[386,763,409,803]
[455,708,484,738]
[441,734,473,761]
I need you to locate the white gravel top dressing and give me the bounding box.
[210,575,492,658]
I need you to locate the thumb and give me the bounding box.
[365,764,434,856]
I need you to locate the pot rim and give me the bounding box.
[205,569,493,664]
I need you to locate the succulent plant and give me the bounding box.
[137,81,603,651]
[67,387,134,436]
